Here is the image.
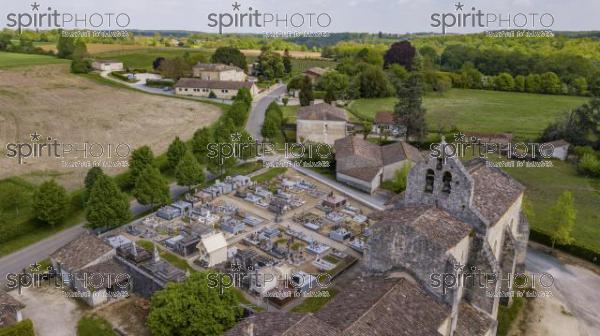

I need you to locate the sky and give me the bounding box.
[1,0,599,34]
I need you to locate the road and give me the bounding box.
[525,248,600,336]
[246,84,287,141]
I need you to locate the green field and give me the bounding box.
[0,52,68,68]
[348,89,588,139]
[503,160,600,253]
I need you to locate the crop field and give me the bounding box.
[0,52,69,68]
[348,89,588,139]
[0,62,222,190]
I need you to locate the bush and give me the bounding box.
[70,58,92,74]
[208,91,217,98]
[77,315,115,336]
[0,319,35,336]
[529,229,600,263]
[145,79,174,88]
[578,153,600,177]
[110,71,136,82]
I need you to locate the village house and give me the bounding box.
[174,78,258,99]
[296,103,349,145]
[371,111,402,136]
[192,63,247,81]
[91,60,123,72]
[0,290,25,327]
[542,139,570,160]
[334,135,424,194]
[302,66,329,84]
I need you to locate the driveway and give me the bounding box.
[246,84,287,141]
[525,248,600,336]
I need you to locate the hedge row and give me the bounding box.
[145,79,175,88]
[529,229,600,264]
[110,71,135,82]
[0,319,35,336]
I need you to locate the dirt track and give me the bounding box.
[0,64,221,189]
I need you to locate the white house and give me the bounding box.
[192,63,247,81]
[197,232,228,267]
[91,60,124,71]
[175,78,258,100]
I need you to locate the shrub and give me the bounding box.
[578,153,600,177]
[208,91,217,98]
[0,319,35,336]
[145,79,174,88]
[70,58,92,74]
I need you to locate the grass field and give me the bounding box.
[251,168,287,183]
[0,52,68,68]
[77,315,116,336]
[502,160,600,252]
[348,89,588,139]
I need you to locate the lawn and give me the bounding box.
[0,52,68,68]
[348,89,588,139]
[251,168,287,183]
[282,105,299,124]
[502,160,600,253]
[77,315,116,336]
[290,288,338,313]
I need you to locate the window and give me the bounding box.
[442,171,452,194]
[425,169,435,193]
[436,158,443,170]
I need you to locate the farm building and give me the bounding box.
[296,103,349,145]
[542,139,570,160]
[91,60,123,71]
[192,63,247,81]
[174,78,258,99]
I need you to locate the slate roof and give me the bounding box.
[50,232,113,271]
[464,158,525,225]
[374,111,395,125]
[369,205,472,251]
[297,103,348,122]
[75,260,127,289]
[224,313,339,336]
[175,78,253,90]
[315,277,450,336]
[0,290,25,311]
[544,139,570,147]
[334,136,423,183]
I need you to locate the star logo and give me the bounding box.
[231,132,242,142]
[30,2,40,11]
[453,132,465,143]
[455,2,464,11]
[232,2,241,11]
[30,131,41,142]
[29,262,41,272]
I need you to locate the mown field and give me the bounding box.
[348,89,588,139]
[0,52,69,68]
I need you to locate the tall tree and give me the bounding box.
[147,272,242,336]
[394,63,427,140]
[86,175,131,230]
[283,48,293,74]
[191,127,213,164]
[56,32,75,59]
[384,40,416,70]
[133,166,171,209]
[166,137,188,171]
[299,75,313,106]
[211,47,247,71]
[128,146,155,188]
[32,180,69,227]
[549,191,576,251]
[175,150,205,192]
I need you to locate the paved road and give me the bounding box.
[246,84,287,141]
[525,248,600,336]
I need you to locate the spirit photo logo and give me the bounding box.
[207,2,332,34]
[5,2,131,33]
[430,2,554,34]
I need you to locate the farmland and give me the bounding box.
[348,89,588,139]
[0,52,69,68]
[0,61,222,190]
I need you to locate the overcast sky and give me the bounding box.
[1,0,599,33]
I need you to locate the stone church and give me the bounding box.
[365,144,530,335]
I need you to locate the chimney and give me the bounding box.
[244,322,254,336]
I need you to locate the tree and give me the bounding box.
[84,167,105,202]
[361,121,372,140]
[493,72,515,91]
[211,47,247,71]
[32,180,69,227]
[256,48,285,80]
[317,71,350,102]
[166,137,188,171]
[133,166,171,210]
[353,65,393,98]
[208,118,238,175]
[0,183,29,217]
[549,191,576,251]
[384,41,416,70]
[235,87,253,105]
[56,33,75,59]
[128,146,155,188]
[158,57,190,80]
[540,72,562,94]
[261,117,279,141]
[283,48,293,74]
[175,150,205,191]
[191,127,213,164]
[514,75,526,92]
[525,74,542,93]
[152,57,165,70]
[70,58,91,74]
[147,272,242,336]
[86,174,131,230]
[394,71,427,140]
[299,75,313,106]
